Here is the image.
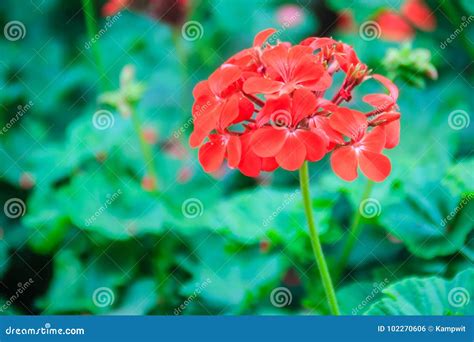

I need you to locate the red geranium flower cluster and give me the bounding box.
[190,29,401,182]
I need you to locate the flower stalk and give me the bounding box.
[81,0,111,91]
[299,161,340,315]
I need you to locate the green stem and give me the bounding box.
[81,0,111,91]
[130,107,160,192]
[299,161,340,315]
[335,180,374,281]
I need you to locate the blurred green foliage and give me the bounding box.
[0,0,472,315]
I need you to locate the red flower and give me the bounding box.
[243,44,332,96]
[189,29,401,182]
[329,109,391,182]
[250,89,327,171]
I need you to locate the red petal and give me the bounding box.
[261,44,289,78]
[363,94,393,108]
[193,80,211,99]
[330,146,358,181]
[243,76,282,94]
[253,28,277,46]
[372,74,399,101]
[261,157,278,172]
[360,126,385,153]
[208,64,242,96]
[291,89,318,124]
[189,105,220,148]
[383,120,400,149]
[219,95,240,129]
[234,97,254,124]
[250,126,288,157]
[256,94,291,126]
[296,130,327,162]
[401,0,436,31]
[359,150,391,182]
[329,108,367,140]
[300,37,337,50]
[227,135,241,168]
[239,133,262,177]
[198,138,226,172]
[276,133,306,171]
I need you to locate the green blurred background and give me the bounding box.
[0,0,473,315]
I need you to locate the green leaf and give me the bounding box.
[180,234,285,313]
[380,183,473,259]
[110,278,157,315]
[366,268,474,315]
